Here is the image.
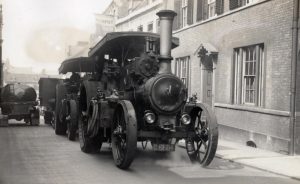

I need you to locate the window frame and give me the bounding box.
[208,0,216,18]
[175,56,190,92]
[230,0,259,10]
[156,19,160,33]
[137,25,143,32]
[232,44,265,106]
[181,0,188,27]
[147,21,153,32]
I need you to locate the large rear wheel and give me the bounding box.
[67,100,78,141]
[185,103,218,166]
[111,100,137,169]
[55,101,67,135]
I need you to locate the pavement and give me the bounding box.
[215,140,300,181]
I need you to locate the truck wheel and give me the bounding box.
[111,100,137,169]
[30,110,40,126]
[185,103,218,167]
[67,100,78,141]
[78,112,102,153]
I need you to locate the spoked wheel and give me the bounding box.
[186,103,218,166]
[111,100,137,170]
[78,110,102,153]
[67,100,78,141]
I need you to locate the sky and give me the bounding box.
[2,0,112,73]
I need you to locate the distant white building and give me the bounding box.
[3,60,60,90]
[66,41,89,58]
[4,60,33,75]
[90,0,130,46]
[115,0,165,33]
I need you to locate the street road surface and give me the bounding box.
[0,121,299,184]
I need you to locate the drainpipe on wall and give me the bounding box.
[290,0,299,155]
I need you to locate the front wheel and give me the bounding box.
[185,103,218,166]
[111,100,137,169]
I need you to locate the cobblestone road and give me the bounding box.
[0,121,299,184]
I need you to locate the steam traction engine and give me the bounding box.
[78,10,218,169]
[39,57,95,140]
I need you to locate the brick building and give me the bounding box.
[110,0,300,154]
[168,0,299,154]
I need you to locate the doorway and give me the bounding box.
[201,55,213,106]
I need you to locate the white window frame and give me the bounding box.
[208,0,216,18]
[137,25,143,32]
[147,21,153,32]
[241,0,259,6]
[246,0,258,5]
[181,0,188,27]
[233,44,264,106]
[156,19,160,33]
[175,56,190,91]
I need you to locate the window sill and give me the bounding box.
[214,103,290,117]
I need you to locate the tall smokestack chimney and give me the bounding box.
[156,10,177,74]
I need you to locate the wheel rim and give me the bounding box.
[111,101,137,169]
[112,108,127,165]
[186,104,218,166]
[190,110,210,163]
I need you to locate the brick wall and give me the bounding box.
[172,0,293,110]
[170,0,294,152]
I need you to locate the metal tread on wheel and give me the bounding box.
[185,102,218,166]
[111,100,137,169]
[55,84,67,135]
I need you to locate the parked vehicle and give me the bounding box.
[39,57,95,140]
[39,78,59,126]
[0,83,39,125]
[77,10,218,169]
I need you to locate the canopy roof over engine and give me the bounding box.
[88,32,179,58]
[58,57,96,74]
